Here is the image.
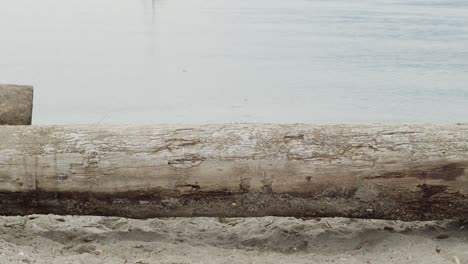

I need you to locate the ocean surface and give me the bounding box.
[1,0,467,124]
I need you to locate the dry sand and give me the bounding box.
[0,215,466,264]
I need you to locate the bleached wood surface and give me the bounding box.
[0,84,33,125]
[0,124,467,220]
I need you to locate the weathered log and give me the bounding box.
[0,84,33,125]
[0,124,467,220]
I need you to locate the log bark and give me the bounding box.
[0,84,33,125]
[0,124,467,220]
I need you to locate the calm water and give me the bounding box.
[1,0,468,124]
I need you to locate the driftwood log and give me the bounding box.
[0,124,467,220]
[0,84,33,125]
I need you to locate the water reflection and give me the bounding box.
[141,0,157,24]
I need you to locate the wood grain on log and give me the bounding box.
[0,124,467,220]
[0,84,33,125]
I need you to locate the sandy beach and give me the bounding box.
[1,1,468,263]
[0,215,466,264]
